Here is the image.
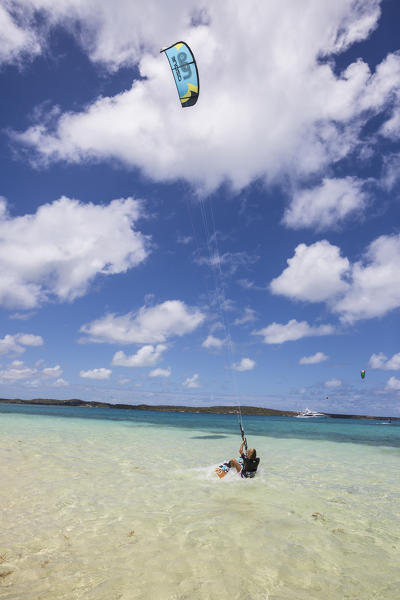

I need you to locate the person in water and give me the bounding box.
[225,440,260,478]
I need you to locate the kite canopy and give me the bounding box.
[361,369,366,379]
[161,42,199,107]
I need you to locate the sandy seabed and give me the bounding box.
[1,411,399,599]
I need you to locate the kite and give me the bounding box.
[161,42,199,107]
[361,369,366,379]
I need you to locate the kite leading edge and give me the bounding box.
[161,41,199,107]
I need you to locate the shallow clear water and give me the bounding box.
[1,404,399,599]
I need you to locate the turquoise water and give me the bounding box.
[1,404,399,599]
[2,402,399,447]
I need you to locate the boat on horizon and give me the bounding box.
[296,408,326,418]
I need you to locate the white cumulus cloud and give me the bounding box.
[270,241,350,303]
[9,1,400,195]
[80,300,205,344]
[283,177,369,231]
[0,3,41,65]
[42,365,63,379]
[369,352,400,370]
[0,359,65,383]
[202,335,225,350]
[183,373,200,388]
[0,0,204,69]
[254,319,334,344]
[112,344,167,367]
[0,360,37,382]
[16,334,43,346]
[149,367,171,377]
[270,234,400,323]
[233,308,257,326]
[0,196,149,310]
[386,376,400,391]
[232,358,255,372]
[334,234,400,322]
[80,368,112,380]
[299,352,329,365]
[0,333,43,355]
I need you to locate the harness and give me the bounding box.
[241,455,260,478]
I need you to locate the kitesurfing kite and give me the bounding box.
[361,369,366,379]
[161,42,199,107]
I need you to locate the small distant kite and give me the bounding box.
[161,41,199,107]
[361,369,366,379]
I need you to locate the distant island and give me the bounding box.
[0,398,398,420]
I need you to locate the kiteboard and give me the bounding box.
[215,462,230,479]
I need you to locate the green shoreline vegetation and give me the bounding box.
[0,398,398,421]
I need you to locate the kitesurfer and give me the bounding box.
[225,440,260,478]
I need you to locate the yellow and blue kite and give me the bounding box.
[161,41,199,107]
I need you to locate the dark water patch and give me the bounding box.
[191,435,228,439]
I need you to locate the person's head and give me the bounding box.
[247,448,256,459]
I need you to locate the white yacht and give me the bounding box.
[296,408,326,418]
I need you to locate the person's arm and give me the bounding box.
[239,440,245,455]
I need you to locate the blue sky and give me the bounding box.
[1,0,400,416]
